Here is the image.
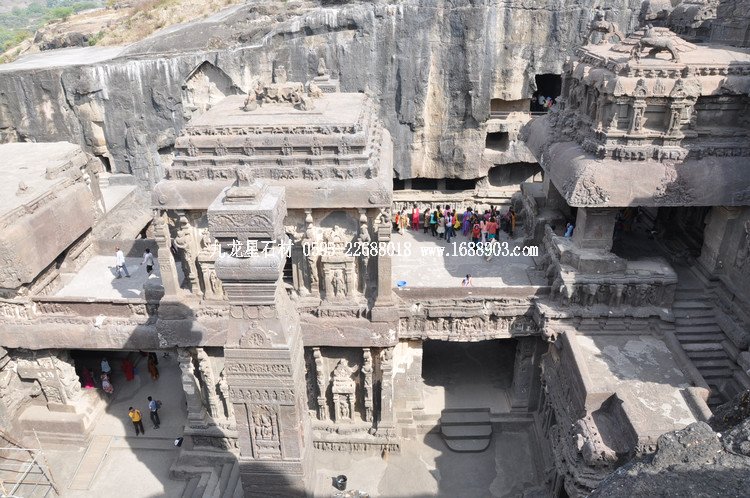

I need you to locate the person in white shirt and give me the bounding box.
[115,246,130,278]
[141,248,155,274]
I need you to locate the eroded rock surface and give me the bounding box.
[0,0,643,186]
[591,390,750,497]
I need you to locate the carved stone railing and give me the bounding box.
[539,225,677,315]
[396,287,546,341]
[31,296,158,321]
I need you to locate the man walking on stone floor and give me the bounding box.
[128,407,145,436]
[148,396,161,429]
[115,246,130,278]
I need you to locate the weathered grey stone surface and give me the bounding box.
[591,390,750,497]
[0,1,643,185]
[0,143,97,290]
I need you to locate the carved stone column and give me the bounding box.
[303,210,320,298]
[362,348,374,423]
[153,210,180,294]
[177,348,207,428]
[572,208,619,251]
[312,348,328,421]
[698,206,741,273]
[510,337,543,412]
[209,177,311,496]
[379,347,395,430]
[371,212,396,322]
[16,351,82,411]
[196,348,221,420]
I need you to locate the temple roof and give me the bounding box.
[155,92,393,210]
[525,116,750,208]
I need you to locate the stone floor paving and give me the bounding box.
[311,429,541,497]
[55,256,167,299]
[41,354,188,497]
[391,229,541,288]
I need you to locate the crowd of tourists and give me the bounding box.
[394,204,517,243]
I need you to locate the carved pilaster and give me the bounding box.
[313,347,328,421]
[173,212,200,292]
[153,210,180,294]
[372,215,396,322]
[210,179,311,496]
[177,348,207,428]
[379,347,395,428]
[196,348,221,420]
[510,337,541,412]
[362,348,374,423]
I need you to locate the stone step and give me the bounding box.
[222,462,240,498]
[190,472,211,498]
[68,435,112,491]
[681,343,724,352]
[675,317,718,326]
[707,392,726,407]
[675,325,722,335]
[441,424,492,439]
[183,476,200,498]
[673,300,713,310]
[675,333,725,342]
[212,462,233,498]
[700,367,735,380]
[692,358,735,370]
[688,350,728,360]
[674,308,716,323]
[443,438,492,453]
[440,408,490,426]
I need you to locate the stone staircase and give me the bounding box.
[672,287,742,406]
[180,461,242,498]
[439,408,493,453]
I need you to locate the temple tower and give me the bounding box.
[209,175,312,496]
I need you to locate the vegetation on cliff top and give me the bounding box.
[0,1,102,52]
[0,0,243,63]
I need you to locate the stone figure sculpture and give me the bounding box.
[630,25,681,62]
[332,270,347,297]
[173,216,200,291]
[586,9,624,45]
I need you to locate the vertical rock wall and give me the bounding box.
[0,1,643,186]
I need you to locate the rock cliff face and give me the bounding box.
[0,0,643,186]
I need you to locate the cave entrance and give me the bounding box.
[488,163,543,188]
[445,178,476,191]
[97,155,112,174]
[611,206,709,263]
[485,131,509,152]
[421,339,516,415]
[531,74,562,112]
[490,98,530,116]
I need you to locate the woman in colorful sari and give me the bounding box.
[462,207,473,236]
[411,204,420,231]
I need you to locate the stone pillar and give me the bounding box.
[378,346,395,430]
[196,348,221,420]
[177,348,207,428]
[312,348,328,421]
[154,210,180,294]
[698,206,741,273]
[510,337,543,412]
[362,348,374,423]
[16,350,82,411]
[371,213,395,322]
[542,177,568,212]
[209,177,311,497]
[572,208,618,251]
